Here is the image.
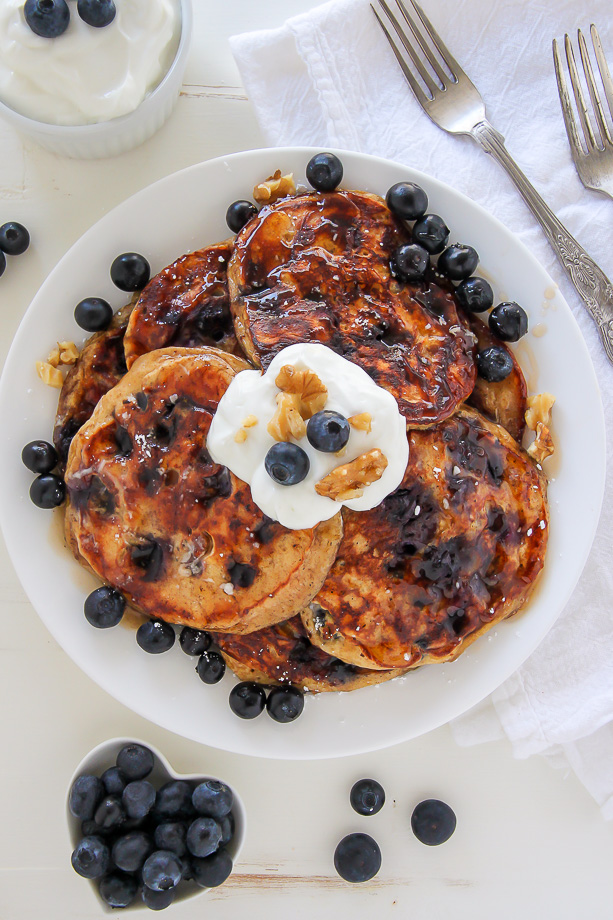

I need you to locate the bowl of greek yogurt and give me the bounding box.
[0,0,192,158]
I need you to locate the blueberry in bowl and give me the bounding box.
[66,738,245,911]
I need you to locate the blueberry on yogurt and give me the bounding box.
[77,0,116,28]
[24,0,70,39]
[264,442,310,485]
[306,410,350,453]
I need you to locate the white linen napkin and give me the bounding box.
[230,0,613,818]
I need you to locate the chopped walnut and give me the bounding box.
[242,414,258,428]
[253,170,296,205]
[315,449,388,501]
[36,361,63,388]
[234,428,248,443]
[275,364,328,418]
[267,392,307,442]
[525,392,555,430]
[349,412,372,433]
[527,422,555,464]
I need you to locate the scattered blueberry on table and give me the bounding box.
[334,832,382,883]
[226,200,258,233]
[306,152,344,192]
[350,778,385,816]
[0,221,30,256]
[265,441,310,485]
[410,798,457,845]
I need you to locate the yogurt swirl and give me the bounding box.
[207,344,409,531]
[0,0,180,125]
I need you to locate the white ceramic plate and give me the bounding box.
[0,147,604,760]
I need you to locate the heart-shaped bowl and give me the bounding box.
[66,737,246,912]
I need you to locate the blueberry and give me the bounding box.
[306,152,343,192]
[69,774,104,820]
[390,243,430,282]
[99,871,139,908]
[196,650,226,684]
[489,302,528,342]
[437,243,479,281]
[179,626,211,656]
[71,836,110,879]
[228,681,266,719]
[412,214,450,255]
[226,200,258,234]
[81,818,112,838]
[142,886,176,910]
[476,346,514,382]
[186,817,222,858]
[111,252,150,292]
[24,0,70,38]
[192,781,233,819]
[334,833,381,883]
[191,849,233,888]
[101,766,127,796]
[455,276,494,313]
[30,474,65,509]
[350,779,385,816]
[306,410,350,453]
[154,821,188,858]
[386,182,428,220]
[112,831,153,872]
[142,850,184,892]
[77,0,116,27]
[411,798,456,845]
[219,812,235,847]
[266,686,304,723]
[123,780,156,820]
[84,585,126,629]
[21,439,57,475]
[264,442,310,485]
[155,781,194,819]
[0,222,30,256]
[116,743,155,781]
[0,250,5,277]
[94,794,126,831]
[136,619,176,653]
[74,297,113,332]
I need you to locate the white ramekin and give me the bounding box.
[66,736,246,913]
[0,0,192,159]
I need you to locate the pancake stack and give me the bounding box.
[59,186,548,692]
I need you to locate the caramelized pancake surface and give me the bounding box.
[53,301,133,470]
[301,407,548,670]
[124,242,242,370]
[466,314,527,442]
[65,348,342,633]
[214,616,405,693]
[229,190,476,425]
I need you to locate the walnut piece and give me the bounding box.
[36,360,63,388]
[525,392,555,430]
[315,448,388,501]
[253,170,296,205]
[527,422,555,464]
[267,392,307,442]
[275,364,327,418]
[349,412,372,433]
[242,414,258,428]
[234,428,248,443]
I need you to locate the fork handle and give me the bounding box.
[471,120,613,365]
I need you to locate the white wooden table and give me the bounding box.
[1,2,612,917]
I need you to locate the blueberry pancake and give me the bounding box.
[214,617,406,693]
[301,407,548,670]
[53,301,134,470]
[229,190,476,426]
[466,314,527,443]
[123,241,242,370]
[64,347,343,634]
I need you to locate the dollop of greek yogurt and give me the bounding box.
[0,0,180,125]
[207,344,409,530]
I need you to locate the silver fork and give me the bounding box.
[553,26,613,200]
[372,0,613,366]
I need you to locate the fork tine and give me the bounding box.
[371,3,432,109]
[564,33,597,151]
[393,0,449,87]
[376,0,439,98]
[553,38,586,159]
[403,0,464,84]
[578,29,612,146]
[591,24,613,123]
